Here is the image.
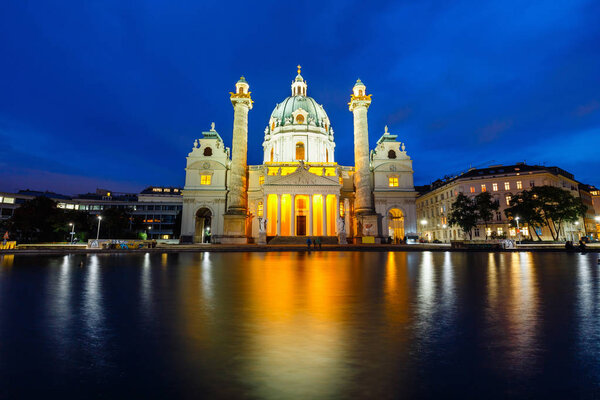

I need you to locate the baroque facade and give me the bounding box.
[180,68,417,244]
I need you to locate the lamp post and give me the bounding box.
[574,221,580,242]
[420,219,428,242]
[148,225,152,240]
[96,216,102,240]
[442,224,447,243]
[515,216,521,245]
[69,222,75,244]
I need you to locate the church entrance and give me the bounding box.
[195,208,212,243]
[296,216,306,236]
[387,208,405,243]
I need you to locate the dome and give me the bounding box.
[269,95,330,127]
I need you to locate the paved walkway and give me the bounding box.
[1,242,599,255]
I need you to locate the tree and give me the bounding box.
[474,191,499,240]
[99,207,138,239]
[448,193,478,240]
[8,197,64,243]
[504,190,545,241]
[531,186,586,240]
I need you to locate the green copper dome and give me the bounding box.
[270,95,329,127]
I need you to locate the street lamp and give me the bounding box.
[420,219,428,241]
[69,222,75,244]
[515,216,521,245]
[147,225,152,239]
[96,216,102,240]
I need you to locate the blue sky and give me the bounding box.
[1,0,599,194]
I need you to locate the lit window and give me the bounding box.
[388,177,399,187]
[295,142,305,160]
[509,228,516,237]
[492,183,498,191]
[339,177,343,185]
[481,184,487,192]
[497,227,503,235]
[516,181,523,189]
[257,202,263,217]
[521,227,529,237]
[506,195,512,205]
[340,202,345,217]
[504,182,510,190]
[200,175,211,185]
[296,114,305,124]
[486,227,492,237]
[470,186,475,193]
[259,176,264,185]
[3,197,15,204]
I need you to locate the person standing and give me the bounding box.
[306,237,312,251]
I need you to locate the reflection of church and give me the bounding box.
[180,67,417,244]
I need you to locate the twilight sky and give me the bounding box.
[1,0,599,194]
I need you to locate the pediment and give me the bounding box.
[266,166,340,186]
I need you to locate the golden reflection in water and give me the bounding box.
[0,254,14,268]
[384,252,410,327]
[161,252,168,267]
[241,253,350,399]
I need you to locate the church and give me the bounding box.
[180,68,417,244]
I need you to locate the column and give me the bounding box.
[344,198,350,235]
[227,77,253,214]
[322,194,327,236]
[308,195,313,236]
[348,79,374,215]
[290,195,295,236]
[335,194,340,233]
[276,194,281,236]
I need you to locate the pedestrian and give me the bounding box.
[306,237,312,250]
[317,237,322,250]
[2,231,8,246]
[313,237,317,250]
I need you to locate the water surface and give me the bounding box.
[0,251,599,399]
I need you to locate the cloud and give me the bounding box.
[574,100,600,117]
[478,120,513,143]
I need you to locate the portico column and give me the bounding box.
[276,194,281,236]
[290,195,295,236]
[335,194,339,233]
[308,195,313,236]
[344,198,350,235]
[322,194,327,236]
[263,194,268,229]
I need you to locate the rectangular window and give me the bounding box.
[497,227,503,235]
[496,212,502,221]
[340,202,345,217]
[530,180,535,187]
[259,176,265,185]
[474,228,480,237]
[200,175,212,185]
[388,177,399,187]
[492,183,498,191]
[481,184,487,192]
[504,182,510,190]
[470,186,475,193]
[506,195,512,205]
[516,181,523,190]
[486,227,492,237]
[3,197,15,204]
[521,226,529,237]
[257,202,263,217]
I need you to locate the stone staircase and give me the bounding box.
[267,236,339,245]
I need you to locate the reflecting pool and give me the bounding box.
[0,251,599,398]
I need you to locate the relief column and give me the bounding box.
[349,79,380,243]
[222,76,253,244]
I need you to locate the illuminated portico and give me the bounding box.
[262,165,341,237]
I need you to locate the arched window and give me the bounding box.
[271,122,275,130]
[296,142,305,160]
[270,148,274,162]
[203,147,213,156]
[358,90,363,96]
[238,87,244,94]
[296,114,304,124]
[388,150,396,159]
